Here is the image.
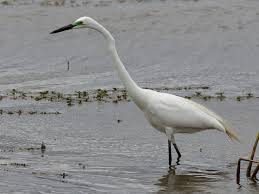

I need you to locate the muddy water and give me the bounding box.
[1,0,259,193]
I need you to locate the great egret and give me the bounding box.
[50,17,239,166]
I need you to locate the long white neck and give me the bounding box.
[93,22,146,109]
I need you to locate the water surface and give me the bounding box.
[1,0,259,193]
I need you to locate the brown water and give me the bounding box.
[1,0,259,193]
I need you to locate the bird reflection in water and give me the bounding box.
[155,166,218,193]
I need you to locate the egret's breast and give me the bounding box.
[144,111,165,133]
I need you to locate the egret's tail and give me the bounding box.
[219,120,240,142]
[225,127,240,142]
[187,98,240,142]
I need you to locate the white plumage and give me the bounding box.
[143,90,229,133]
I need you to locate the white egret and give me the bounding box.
[50,17,239,166]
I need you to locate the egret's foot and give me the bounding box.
[176,156,181,165]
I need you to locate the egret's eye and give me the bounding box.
[74,21,84,27]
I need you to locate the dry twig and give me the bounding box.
[236,132,259,184]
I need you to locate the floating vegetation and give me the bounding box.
[246,93,253,99]
[1,87,259,109]
[144,85,210,91]
[202,95,211,101]
[184,96,191,99]
[66,96,74,106]
[41,142,46,152]
[40,0,65,6]
[96,89,109,101]
[31,171,48,176]
[215,92,226,101]
[2,86,210,104]
[18,147,40,151]
[0,143,45,153]
[18,146,43,152]
[1,0,12,6]
[195,91,202,96]
[10,163,29,167]
[236,96,243,102]
[0,163,29,167]
[59,172,68,179]
[0,109,61,116]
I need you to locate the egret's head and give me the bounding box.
[50,16,97,34]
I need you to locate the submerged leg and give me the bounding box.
[168,140,172,167]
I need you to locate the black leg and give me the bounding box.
[173,143,181,159]
[168,140,172,167]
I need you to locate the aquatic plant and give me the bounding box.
[195,91,201,96]
[1,0,11,6]
[2,87,259,107]
[40,0,65,6]
[113,99,118,103]
[96,89,108,101]
[202,95,212,101]
[75,91,82,98]
[10,163,28,167]
[122,90,127,99]
[236,96,242,101]
[215,92,226,101]
[41,142,46,151]
[66,96,73,106]
[82,91,88,97]
[184,96,191,99]
[39,90,49,98]
[246,93,253,99]
[57,92,63,99]
[34,96,42,101]
[17,110,22,115]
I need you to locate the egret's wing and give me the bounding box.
[186,98,240,142]
[146,91,239,141]
[147,93,217,129]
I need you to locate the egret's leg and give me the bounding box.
[165,128,174,167]
[171,135,181,159]
[173,143,181,158]
[168,140,172,166]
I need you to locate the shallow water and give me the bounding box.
[1,0,259,193]
[0,99,259,193]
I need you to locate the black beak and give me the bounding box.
[50,24,74,34]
